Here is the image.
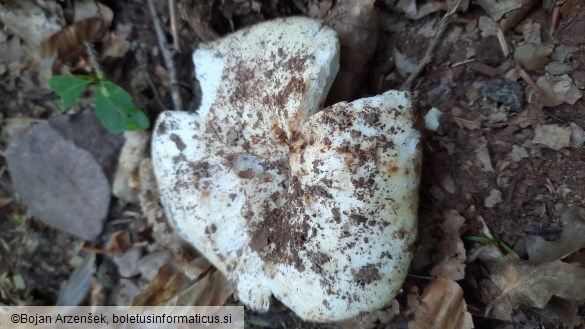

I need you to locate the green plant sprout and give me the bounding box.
[48,74,149,134]
[467,235,516,254]
[10,213,23,223]
[48,42,148,133]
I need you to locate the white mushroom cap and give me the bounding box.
[152,17,421,322]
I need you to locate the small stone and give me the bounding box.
[5,120,111,240]
[137,250,173,280]
[545,61,572,75]
[509,145,529,162]
[570,122,585,147]
[485,189,503,208]
[482,80,525,112]
[112,248,142,278]
[532,125,571,150]
[424,107,442,131]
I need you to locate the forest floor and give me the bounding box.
[1,0,585,328]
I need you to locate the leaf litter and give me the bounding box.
[2,0,585,327]
[527,207,585,264]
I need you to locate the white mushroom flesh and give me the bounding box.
[152,17,421,322]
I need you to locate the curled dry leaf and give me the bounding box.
[454,117,481,130]
[408,278,474,329]
[41,2,113,71]
[484,254,585,320]
[527,208,585,264]
[430,210,466,281]
[41,18,108,66]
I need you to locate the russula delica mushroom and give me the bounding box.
[152,17,421,322]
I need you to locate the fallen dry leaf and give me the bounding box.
[514,43,553,71]
[74,0,113,23]
[132,264,189,306]
[484,189,503,208]
[166,270,233,306]
[508,145,529,162]
[532,124,571,150]
[484,254,585,320]
[547,296,585,328]
[101,32,131,60]
[475,0,522,20]
[41,17,109,67]
[536,74,583,107]
[478,15,498,37]
[431,210,466,281]
[409,278,474,329]
[549,75,583,104]
[453,117,481,130]
[570,122,585,147]
[41,2,113,72]
[0,198,12,209]
[393,48,419,77]
[474,137,494,172]
[527,208,585,264]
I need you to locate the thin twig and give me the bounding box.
[400,0,461,91]
[496,27,510,57]
[517,66,539,91]
[168,0,180,51]
[550,4,560,36]
[147,0,183,110]
[145,69,166,110]
[400,19,449,91]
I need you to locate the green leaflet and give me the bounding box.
[95,81,150,133]
[48,75,94,110]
